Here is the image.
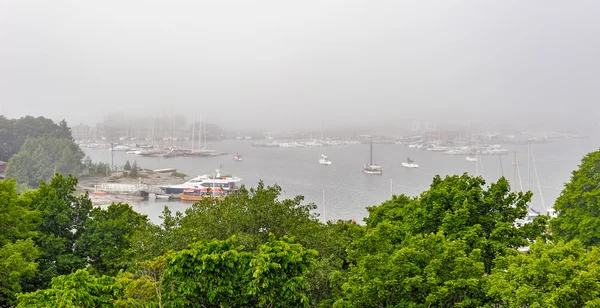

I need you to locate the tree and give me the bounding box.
[0,179,39,246]
[331,232,486,307]
[58,119,74,141]
[123,160,131,171]
[113,255,168,308]
[162,235,317,308]
[17,269,118,308]
[487,239,600,307]
[551,148,600,246]
[0,239,41,307]
[0,116,72,162]
[362,174,546,272]
[130,161,138,177]
[26,173,92,289]
[248,235,318,308]
[75,203,150,275]
[5,135,85,187]
[163,236,255,307]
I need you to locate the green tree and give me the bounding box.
[27,173,92,289]
[123,160,131,171]
[248,235,318,308]
[0,115,72,162]
[75,203,150,275]
[487,239,600,307]
[363,174,545,272]
[551,148,600,246]
[0,179,39,246]
[17,269,118,308]
[5,135,85,187]
[113,255,168,308]
[162,236,255,307]
[332,232,486,308]
[0,239,41,307]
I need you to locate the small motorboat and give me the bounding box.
[466,156,478,162]
[401,157,419,168]
[233,153,243,161]
[318,154,332,165]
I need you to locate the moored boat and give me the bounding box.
[401,157,419,168]
[159,169,242,195]
[362,138,383,175]
[318,154,332,165]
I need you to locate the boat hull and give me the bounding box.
[362,169,383,175]
[402,162,419,168]
[178,194,225,201]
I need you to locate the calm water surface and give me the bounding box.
[84,138,600,223]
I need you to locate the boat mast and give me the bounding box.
[369,137,373,166]
[527,141,531,191]
[191,114,195,150]
[513,151,517,192]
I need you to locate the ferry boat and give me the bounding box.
[159,170,242,195]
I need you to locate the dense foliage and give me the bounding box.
[552,149,600,246]
[0,116,72,162]
[5,135,85,187]
[2,148,600,307]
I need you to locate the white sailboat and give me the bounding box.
[401,157,419,168]
[362,138,383,175]
[318,154,332,165]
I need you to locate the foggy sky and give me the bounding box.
[1,1,599,131]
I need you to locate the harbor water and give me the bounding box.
[83,138,600,224]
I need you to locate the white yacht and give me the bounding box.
[159,170,242,195]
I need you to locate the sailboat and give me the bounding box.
[362,138,383,175]
[318,154,332,165]
[233,153,243,161]
[401,157,419,168]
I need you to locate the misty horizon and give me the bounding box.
[1,1,599,132]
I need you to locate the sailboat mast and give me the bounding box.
[370,138,373,165]
[191,114,195,150]
[513,152,517,192]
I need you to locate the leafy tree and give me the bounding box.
[0,115,72,161]
[248,235,318,308]
[487,239,600,307]
[332,232,486,307]
[5,135,85,187]
[75,203,150,275]
[363,174,545,272]
[551,148,600,246]
[113,255,168,308]
[0,239,41,307]
[17,269,118,308]
[58,119,74,141]
[123,160,131,171]
[26,173,92,289]
[162,235,317,308]
[0,179,39,246]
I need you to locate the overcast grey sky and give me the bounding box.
[1,1,599,131]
